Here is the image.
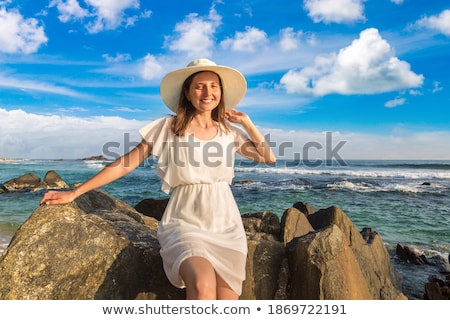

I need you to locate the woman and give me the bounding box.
[40,58,276,300]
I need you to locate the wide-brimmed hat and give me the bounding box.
[160,58,247,112]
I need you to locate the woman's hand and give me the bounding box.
[40,190,77,206]
[225,109,249,125]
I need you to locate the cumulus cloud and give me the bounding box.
[414,9,450,36]
[0,7,47,54]
[303,0,366,24]
[140,54,164,80]
[221,26,268,52]
[49,0,89,22]
[3,108,450,160]
[280,28,424,96]
[49,0,144,33]
[279,27,303,51]
[165,7,221,58]
[0,108,147,159]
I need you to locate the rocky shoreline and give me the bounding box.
[0,171,449,299]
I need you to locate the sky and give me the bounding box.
[0,0,449,160]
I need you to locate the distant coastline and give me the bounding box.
[0,157,22,163]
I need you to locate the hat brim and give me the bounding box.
[160,64,247,112]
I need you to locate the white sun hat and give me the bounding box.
[160,58,247,112]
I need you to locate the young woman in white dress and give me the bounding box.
[40,58,276,300]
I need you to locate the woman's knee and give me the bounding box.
[180,257,216,299]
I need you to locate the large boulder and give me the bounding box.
[0,190,183,299]
[0,189,407,300]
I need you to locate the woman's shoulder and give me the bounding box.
[139,115,175,141]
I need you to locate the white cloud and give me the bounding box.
[0,108,147,159]
[303,0,366,24]
[384,97,406,108]
[102,53,131,62]
[220,26,268,52]
[49,0,89,23]
[266,128,450,160]
[165,7,222,58]
[280,28,424,96]
[390,0,403,4]
[140,54,164,80]
[0,73,87,98]
[49,0,142,33]
[414,9,450,36]
[279,27,303,51]
[2,108,450,160]
[0,7,47,54]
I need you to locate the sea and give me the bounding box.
[0,158,449,300]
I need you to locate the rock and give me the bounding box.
[2,172,41,191]
[288,224,373,299]
[280,207,314,245]
[0,190,407,300]
[241,212,281,241]
[396,243,428,265]
[31,170,70,192]
[0,190,180,299]
[2,171,70,192]
[79,155,109,161]
[424,275,450,300]
[233,180,253,185]
[134,198,169,221]
[292,201,316,215]
[286,205,405,300]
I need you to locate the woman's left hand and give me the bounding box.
[225,109,249,125]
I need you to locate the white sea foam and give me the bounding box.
[84,160,108,169]
[235,165,450,180]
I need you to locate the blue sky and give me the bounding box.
[0,0,449,160]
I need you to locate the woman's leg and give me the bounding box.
[216,273,239,300]
[180,256,217,299]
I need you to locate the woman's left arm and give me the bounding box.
[225,109,276,164]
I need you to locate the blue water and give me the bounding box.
[1,159,449,299]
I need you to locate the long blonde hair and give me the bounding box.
[171,71,230,136]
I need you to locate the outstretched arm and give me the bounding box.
[40,140,152,205]
[225,109,276,164]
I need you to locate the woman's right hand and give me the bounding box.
[40,190,77,206]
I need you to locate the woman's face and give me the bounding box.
[185,71,222,113]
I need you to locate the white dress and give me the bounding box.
[139,116,249,295]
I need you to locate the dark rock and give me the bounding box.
[242,212,281,241]
[396,243,428,265]
[2,172,41,191]
[79,155,109,161]
[134,198,169,221]
[2,171,70,192]
[424,275,450,300]
[233,180,253,185]
[292,201,316,215]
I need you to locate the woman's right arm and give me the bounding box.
[40,140,152,205]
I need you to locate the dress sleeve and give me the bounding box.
[228,124,249,149]
[139,116,173,158]
[139,116,174,194]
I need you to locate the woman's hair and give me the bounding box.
[171,71,230,136]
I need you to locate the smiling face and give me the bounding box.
[185,71,222,113]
